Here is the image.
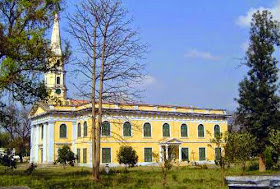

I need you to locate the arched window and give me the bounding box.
[181,124,188,137]
[60,124,67,138]
[83,121,88,137]
[163,123,170,137]
[214,125,220,137]
[123,122,131,137]
[101,121,110,136]
[56,77,61,85]
[77,123,81,137]
[198,124,204,137]
[143,123,151,137]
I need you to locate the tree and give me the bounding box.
[0,132,10,148]
[208,131,226,186]
[0,104,31,162]
[56,145,75,168]
[227,132,256,175]
[236,10,280,172]
[67,0,146,180]
[153,145,178,188]
[117,146,138,169]
[0,0,64,108]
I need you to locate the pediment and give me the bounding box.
[159,138,183,144]
[29,102,50,117]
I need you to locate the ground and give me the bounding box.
[0,164,279,189]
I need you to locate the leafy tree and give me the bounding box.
[0,132,10,147]
[234,132,256,175]
[56,145,75,168]
[236,10,280,172]
[0,0,65,110]
[117,146,138,169]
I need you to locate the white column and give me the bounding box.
[48,121,55,163]
[43,123,47,163]
[89,143,92,166]
[30,124,34,163]
[72,120,77,153]
[34,125,39,163]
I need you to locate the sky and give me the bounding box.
[58,0,280,111]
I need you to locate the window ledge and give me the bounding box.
[143,137,152,139]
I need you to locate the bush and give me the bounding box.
[56,145,76,168]
[247,161,259,171]
[117,146,138,167]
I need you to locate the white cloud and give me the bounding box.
[142,75,157,87]
[236,1,280,27]
[184,49,221,60]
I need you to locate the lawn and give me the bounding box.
[0,164,279,189]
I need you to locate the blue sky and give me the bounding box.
[59,0,280,111]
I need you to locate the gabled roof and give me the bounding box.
[159,138,183,144]
[29,102,50,118]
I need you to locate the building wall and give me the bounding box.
[50,114,226,166]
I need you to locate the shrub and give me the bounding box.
[117,146,138,168]
[56,145,75,168]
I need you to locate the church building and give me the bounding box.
[29,15,228,166]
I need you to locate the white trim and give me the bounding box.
[142,122,152,138]
[143,147,153,163]
[101,147,112,164]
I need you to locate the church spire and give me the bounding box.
[51,13,62,56]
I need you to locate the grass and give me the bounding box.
[0,164,279,189]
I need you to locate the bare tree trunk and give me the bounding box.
[94,24,108,181]
[259,154,266,172]
[92,20,97,180]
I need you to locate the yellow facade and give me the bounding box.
[30,101,228,166]
[29,13,228,166]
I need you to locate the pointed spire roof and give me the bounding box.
[51,13,62,56]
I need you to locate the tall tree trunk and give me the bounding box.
[94,24,108,181]
[92,20,97,180]
[259,154,266,172]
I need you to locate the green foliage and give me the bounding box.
[236,10,280,160]
[0,132,10,147]
[117,146,138,167]
[56,145,75,168]
[0,0,69,107]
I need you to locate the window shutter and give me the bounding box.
[181,124,188,137]
[102,148,111,163]
[144,148,152,162]
[83,122,87,137]
[83,148,87,163]
[199,148,206,161]
[181,148,189,161]
[144,123,151,137]
[77,149,80,163]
